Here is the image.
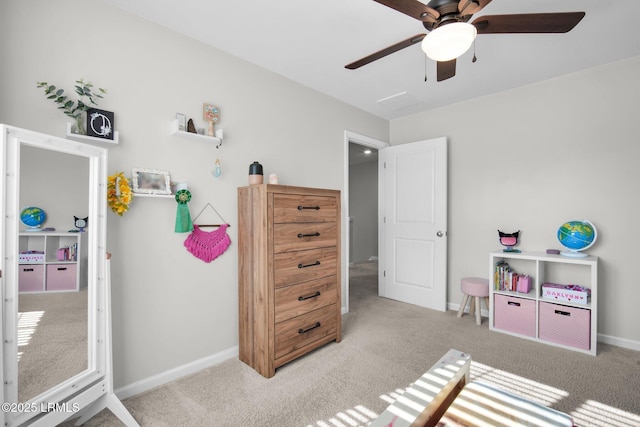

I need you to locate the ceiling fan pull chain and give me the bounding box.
[424,54,428,82]
[472,39,477,63]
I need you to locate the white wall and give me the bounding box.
[19,146,89,231]
[349,159,378,263]
[0,0,388,389]
[391,56,640,347]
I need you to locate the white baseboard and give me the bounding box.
[115,346,239,400]
[447,302,640,352]
[448,301,489,318]
[598,333,640,351]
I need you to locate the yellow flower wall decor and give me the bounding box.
[107,172,133,215]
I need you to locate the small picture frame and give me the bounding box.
[86,108,115,140]
[175,113,186,132]
[132,168,172,195]
[203,103,219,123]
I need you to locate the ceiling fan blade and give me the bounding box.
[373,0,439,23]
[458,0,493,16]
[345,34,426,70]
[437,59,456,82]
[472,12,585,34]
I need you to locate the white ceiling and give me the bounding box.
[103,0,640,121]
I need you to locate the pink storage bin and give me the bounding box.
[517,275,531,293]
[541,283,590,305]
[19,265,44,292]
[46,264,77,291]
[493,294,536,337]
[539,302,590,350]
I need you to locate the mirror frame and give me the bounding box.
[1,125,111,426]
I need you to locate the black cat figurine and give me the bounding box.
[74,216,88,232]
[498,230,520,252]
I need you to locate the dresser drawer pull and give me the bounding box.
[507,301,521,307]
[297,232,320,238]
[298,261,321,269]
[23,268,34,272]
[297,205,320,210]
[298,291,321,301]
[555,310,571,316]
[298,322,321,334]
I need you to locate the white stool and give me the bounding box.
[457,277,490,326]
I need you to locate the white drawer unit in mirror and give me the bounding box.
[18,232,87,293]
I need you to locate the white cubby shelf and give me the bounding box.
[489,250,598,356]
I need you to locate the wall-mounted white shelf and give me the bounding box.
[66,123,119,144]
[170,119,222,148]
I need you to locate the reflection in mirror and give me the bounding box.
[17,146,89,403]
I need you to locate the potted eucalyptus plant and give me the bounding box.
[36,79,107,135]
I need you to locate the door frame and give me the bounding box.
[343,130,389,313]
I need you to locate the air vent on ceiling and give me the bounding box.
[377,91,422,112]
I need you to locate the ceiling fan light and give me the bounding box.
[421,22,477,62]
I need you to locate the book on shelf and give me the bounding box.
[494,261,531,293]
[56,242,78,261]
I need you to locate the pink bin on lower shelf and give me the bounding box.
[46,264,77,291]
[493,294,536,337]
[539,302,590,350]
[19,265,44,292]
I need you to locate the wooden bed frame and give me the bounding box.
[369,349,471,427]
[370,349,574,427]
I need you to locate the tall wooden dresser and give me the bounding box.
[238,184,341,378]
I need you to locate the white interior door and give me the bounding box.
[379,137,447,311]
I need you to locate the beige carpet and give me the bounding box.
[63,261,640,426]
[18,289,87,402]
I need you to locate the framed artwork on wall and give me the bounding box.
[132,168,171,195]
[175,113,186,132]
[86,108,115,140]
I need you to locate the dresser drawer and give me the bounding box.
[274,304,338,360]
[274,247,337,288]
[273,222,337,253]
[275,276,337,323]
[273,194,338,223]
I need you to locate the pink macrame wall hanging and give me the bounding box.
[184,224,231,263]
[184,202,231,262]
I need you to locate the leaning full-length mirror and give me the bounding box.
[17,146,90,403]
[0,125,132,426]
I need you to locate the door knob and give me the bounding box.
[436,231,445,237]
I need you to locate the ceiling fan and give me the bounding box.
[345,0,585,81]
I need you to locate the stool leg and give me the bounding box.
[469,297,476,317]
[475,296,482,325]
[457,294,470,318]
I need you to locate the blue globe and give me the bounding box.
[20,206,47,230]
[557,220,597,257]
